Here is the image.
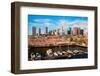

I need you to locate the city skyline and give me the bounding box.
[28,15,88,35]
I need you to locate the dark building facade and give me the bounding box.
[80,29,84,35]
[45,27,48,34]
[68,27,72,35]
[39,28,41,35]
[32,26,36,36]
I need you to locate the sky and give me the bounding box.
[28,15,88,35]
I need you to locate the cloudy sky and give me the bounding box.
[28,15,88,35]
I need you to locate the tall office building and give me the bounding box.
[61,26,65,35]
[32,26,36,36]
[68,27,72,35]
[61,26,67,35]
[72,27,80,35]
[80,29,84,35]
[77,27,80,35]
[45,27,48,34]
[57,29,60,35]
[59,21,67,35]
[39,28,41,35]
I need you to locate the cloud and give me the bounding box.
[56,20,68,34]
[33,19,51,23]
[59,20,67,25]
[28,22,38,26]
[44,22,52,26]
[68,20,88,30]
[56,20,88,34]
[58,20,67,28]
[32,19,53,27]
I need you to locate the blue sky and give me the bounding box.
[28,15,88,35]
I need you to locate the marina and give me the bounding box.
[28,44,88,61]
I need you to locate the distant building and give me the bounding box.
[60,21,67,35]
[80,29,84,35]
[72,27,80,35]
[39,28,41,35]
[59,24,67,35]
[77,28,80,35]
[68,27,72,35]
[32,26,36,36]
[61,26,66,35]
[54,29,59,36]
[57,29,60,35]
[45,27,48,34]
[48,30,52,35]
[84,32,88,37]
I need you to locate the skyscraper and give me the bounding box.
[72,27,80,35]
[45,27,48,34]
[61,25,67,35]
[60,20,67,35]
[39,28,41,35]
[32,26,36,36]
[77,27,80,35]
[68,27,72,35]
[57,29,60,35]
[80,29,84,35]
